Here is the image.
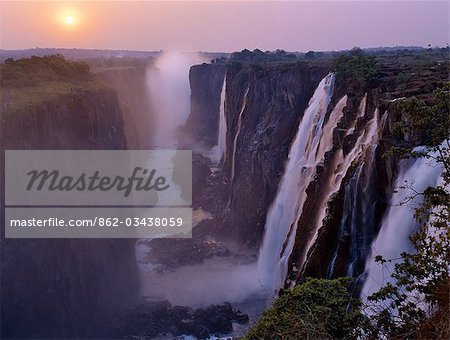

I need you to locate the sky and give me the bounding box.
[0,1,449,52]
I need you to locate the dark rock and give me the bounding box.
[118,299,249,339]
[0,87,139,339]
[199,62,328,246]
[184,63,226,148]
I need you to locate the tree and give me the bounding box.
[305,51,315,60]
[333,50,380,86]
[361,83,450,339]
[245,278,362,339]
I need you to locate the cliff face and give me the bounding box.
[186,56,447,288]
[188,62,328,245]
[0,87,139,338]
[95,66,154,149]
[184,64,226,147]
[222,63,328,246]
[290,86,392,284]
[1,88,127,149]
[291,63,448,285]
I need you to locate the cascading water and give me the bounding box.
[315,95,348,161]
[327,142,379,278]
[358,93,368,118]
[217,75,227,162]
[347,144,378,277]
[327,163,364,277]
[230,87,250,184]
[361,148,444,298]
[256,73,335,293]
[346,94,367,136]
[304,109,381,268]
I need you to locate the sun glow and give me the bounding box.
[56,8,80,30]
[64,16,74,25]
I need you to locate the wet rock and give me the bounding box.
[119,299,249,339]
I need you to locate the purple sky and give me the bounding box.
[1,1,448,52]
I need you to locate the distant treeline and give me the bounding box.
[213,46,449,64]
[0,55,91,87]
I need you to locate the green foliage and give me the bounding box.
[245,278,362,339]
[362,83,450,339]
[395,84,450,147]
[333,48,380,86]
[383,84,450,163]
[0,55,103,116]
[394,72,411,91]
[0,54,91,87]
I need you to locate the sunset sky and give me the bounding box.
[0,1,448,52]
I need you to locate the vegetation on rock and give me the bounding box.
[245,82,449,340]
[0,54,91,87]
[244,278,362,339]
[361,84,449,339]
[333,47,380,86]
[0,55,103,115]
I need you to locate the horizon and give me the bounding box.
[1,1,448,52]
[0,43,447,55]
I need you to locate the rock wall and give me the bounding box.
[0,88,139,338]
[186,58,447,287]
[188,62,328,246]
[184,63,226,148]
[95,66,154,149]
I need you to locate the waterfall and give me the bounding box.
[256,73,335,293]
[358,93,368,118]
[299,109,381,278]
[361,148,444,298]
[327,143,378,278]
[327,163,364,277]
[217,75,228,162]
[315,95,347,161]
[230,87,250,184]
[346,94,367,136]
[347,144,378,277]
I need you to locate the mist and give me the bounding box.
[139,256,261,307]
[146,52,206,148]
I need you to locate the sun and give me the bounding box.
[64,16,75,25]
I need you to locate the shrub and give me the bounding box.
[333,48,380,86]
[245,278,362,339]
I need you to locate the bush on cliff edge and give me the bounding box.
[244,278,362,340]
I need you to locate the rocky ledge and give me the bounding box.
[119,299,249,339]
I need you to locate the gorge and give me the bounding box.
[1,47,448,339]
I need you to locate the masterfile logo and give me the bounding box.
[4,150,192,238]
[25,167,171,198]
[5,150,191,206]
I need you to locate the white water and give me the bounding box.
[346,94,367,136]
[315,95,348,161]
[358,93,368,118]
[361,149,443,298]
[256,73,335,294]
[302,109,381,273]
[216,75,228,163]
[297,108,380,282]
[230,87,250,184]
[326,162,364,277]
